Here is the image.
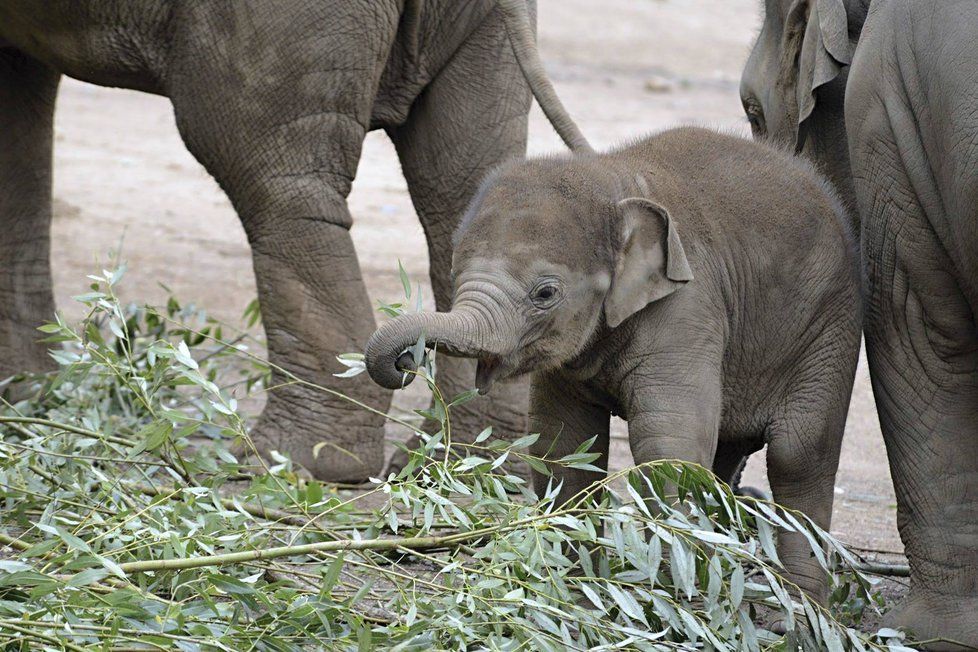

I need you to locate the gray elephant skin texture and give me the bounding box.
[742,0,978,646]
[366,126,862,600]
[0,0,569,484]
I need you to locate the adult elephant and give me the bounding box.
[741,0,978,647]
[0,1,588,483]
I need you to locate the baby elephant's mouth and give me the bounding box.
[476,355,506,394]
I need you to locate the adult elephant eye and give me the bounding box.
[743,99,766,138]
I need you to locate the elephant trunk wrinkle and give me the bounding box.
[365,305,510,390]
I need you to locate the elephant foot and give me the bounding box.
[0,345,56,380]
[885,591,978,650]
[0,349,56,404]
[245,388,385,484]
[0,375,47,405]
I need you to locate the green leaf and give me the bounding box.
[449,389,480,407]
[322,554,344,595]
[72,291,107,303]
[132,420,173,454]
[474,426,493,443]
[574,434,600,454]
[210,574,256,595]
[730,563,745,609]
[22,539,59,558]
[174,340,198,370]
[109,264,126,286]
[0,561,31,573]
[756,518,781,566]
[508,433,540,450]
[606,582,648,626]
[398,260,412,300]
[670,537,696,600]
[45,525,92,554]
[357,622,373,652]
[68,567,109,587]
[762,567,796,631]
[96,555,128,580]
[579,582,605,611]
[523,456,550,476]
[243,297,262,327]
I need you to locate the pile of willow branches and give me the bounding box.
[0,265,917,651]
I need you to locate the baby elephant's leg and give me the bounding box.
[713,438,767,499]
[765,406,846,602]
[529,374,611,507]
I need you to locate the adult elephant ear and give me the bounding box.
[605,198,693,329]
[776,0,852,147]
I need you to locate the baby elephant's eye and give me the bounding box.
[530,282,561,308]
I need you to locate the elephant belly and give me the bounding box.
[0,2,168,94]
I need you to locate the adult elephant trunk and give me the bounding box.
[496,0,594,154]
[365,307,505,391]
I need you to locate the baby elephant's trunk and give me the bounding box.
[364,309,493,390]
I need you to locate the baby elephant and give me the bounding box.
[366,127,860,598]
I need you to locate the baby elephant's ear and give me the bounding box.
[605,197,693,328]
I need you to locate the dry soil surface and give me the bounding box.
[46,0,903,566]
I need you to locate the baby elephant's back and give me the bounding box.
[637,127,858,299]
[623,127,860,364]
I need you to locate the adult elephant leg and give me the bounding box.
[0,50,59,381]
[853,165,978,645]
[847,3,978,646]
[387,5,532,476]
[167,2,401,482]
[240,182,389,483]
[859,224,978,648]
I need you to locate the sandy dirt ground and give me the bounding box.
[46,0,902,563]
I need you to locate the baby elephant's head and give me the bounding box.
[365,158,693,393]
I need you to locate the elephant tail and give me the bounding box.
[496,0,594,154]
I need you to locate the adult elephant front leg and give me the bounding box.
[240,185,390,483]
[848,4,978,646]
[0,50,59,382]
[167,2,401,482]
[387,4,533,476]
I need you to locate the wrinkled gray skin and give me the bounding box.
[0,0,587,483]
[742,1,978,646]
[366,127,861,599]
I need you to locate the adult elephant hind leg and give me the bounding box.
[864,320,978,649]
[846,6,978,643]
[387,6,532,476]
[0,50,59,382]
[861,249,978,648]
